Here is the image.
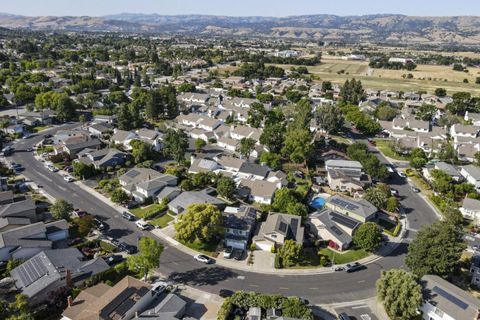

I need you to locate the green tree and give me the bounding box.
[127,237,163,280]
[437,143,457,164]
[281,129,313,163]
[111,188,129,204]
[238,137,255,159]
[260,123,285,154]
[50,199,73,221]
[73,162,97,179]
[340,78,365,105]
[272,188,299,213]
[259,152,282,170]
[316,104,344,135]
[277,240,303,267]
[376,269,423,320]
[385,196,399,213]
[195,138,206,153]
[130,140,153,163]
[76,215,94,237]
[374,103,398,121]
[163,129,189,162]
[406,221,466,278]
[363,187,388,209]
[353,222,382,252]
[435,88,447,97]
[217,176,235,199]
[174,204,223,244]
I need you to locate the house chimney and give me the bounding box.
[67,295,73,307]
[66,269,72,287]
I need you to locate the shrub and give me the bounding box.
[250,243,256,251]
[217,298,234,320]
[100,240,117,253]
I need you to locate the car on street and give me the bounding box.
[194,254,213,264]
[64,166,73,173]
[118,242,137,254]
[223,247,233,259]
[122,211,136,221]
[333,266,345,272]
[63,175,74,182]
[411,186,420,193]
[345,262,366,273]
[26,148,33,152]
[390,188,400,197]
[338,313,352,320]
[135,219,150,230]
[219,289,235,298]
[398,171,407,178]
[104,254,124,266]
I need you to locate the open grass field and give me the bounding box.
[270,56,480,95]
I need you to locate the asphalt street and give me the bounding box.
[7,124,437,304]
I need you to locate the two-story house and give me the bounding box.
[223,206,257,250]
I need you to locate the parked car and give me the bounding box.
[338,312,352,320]
[345,262,366,273]
[124,200,139,209]
[398,171,407,178]
[219,289,235,298]
[118,242,137,254]
[411,186,420,193]
[63,175,74,182]
[122,211,136,221]
[104,254,123,266]
[92,218,105,231]
[390,188,400,197]
[194,254,213,264]
[135,219,150,230]
[223,247,233,259]
[64,166,73,173]
[232,249,245,261]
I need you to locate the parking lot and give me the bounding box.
[334,304,379,320]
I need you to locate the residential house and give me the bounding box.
[168,190,226,215]
[460,197,480,221]
[197,117,222,132]
[237,162,270,180]
[111,129,138,150]
[223,206,257,250]
[450,124,479,141]
[254,213,304,251]
[61,138,102,157]
[465,111,480,127]
[230,125,261,142]
[62,276,188,320]
[0,219,68,261]
[0,197,37,221]
[423,162,463,182]
[93,115,117,124]
[77,148,127,170]
[11,248,108,304]
[325,160,370,192]
[460,165,480,191]
[88,123,113,136]
[420,274,480,320]
[188,158,220,174]
[19,110,55,125]
[307,209,361,251]
[239,179,279,205]
[156,187,181,203]
[119,168,177,202]
[326,195,377,223]
[52,130,90,145]
[6,124,25,135]
[217,137,239,153]
[135,128,163,152]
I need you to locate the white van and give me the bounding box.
[135,219,149,230]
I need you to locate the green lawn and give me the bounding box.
[179,239,220,257]
[374,139,410,161]
[130,203,167,219]
[33,125,52,132]
[150,214,174,228]
[319,248,370,265]
[283,248,321,269]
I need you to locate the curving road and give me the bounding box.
[7,124,437,304]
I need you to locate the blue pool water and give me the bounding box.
[310,197,326,209]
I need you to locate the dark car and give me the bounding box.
[345,262,366,273]
[338,312,351,320]
[124,200,139,209]
[104,254,124,266]
[122,211,136,221]
[64,166,73,173]
[119,242,137,254]
[92,218,105,231]
[232,249,245,261]
[219,289,235,298]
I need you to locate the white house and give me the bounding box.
[111,129,138,150]
[460,165,480,191]
[450,124,479,140]
[460,197,480,221]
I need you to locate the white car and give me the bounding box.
[46,165,58,172]
[193,254,213,264]
[135,219,150,230]
[398,172,407,178]
[63,175,74,182]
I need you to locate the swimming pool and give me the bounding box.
[310,197,326,209]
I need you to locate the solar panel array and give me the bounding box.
[330,212,358,229]
[432,286,469,310]
[330,197,359,211]
[125,170,140,178]
[278,221,288,233]
[330,225,343,236]
[16,256,48,287]
[290,218,299,237]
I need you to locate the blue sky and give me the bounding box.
[2,0,480,17]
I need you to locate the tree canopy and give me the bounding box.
[127,237,163,279]
[174,204,223,244]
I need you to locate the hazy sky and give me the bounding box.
[1,0,479,17]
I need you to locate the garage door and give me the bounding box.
[255,240,273,251]
[226,239,246,250]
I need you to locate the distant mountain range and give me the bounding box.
[1,12,480,45]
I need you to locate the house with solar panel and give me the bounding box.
[307,208,361,251]
[253,213,304,251]
[420,274,480,320]
[325,159,371,193]
[325,195,378,223]
[10,248,109,304]
[118,168,178,203]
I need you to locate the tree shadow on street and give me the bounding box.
[168,266,238,286]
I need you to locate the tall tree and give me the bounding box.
[353,222,382,252]
[50,199,73,221]
[376,269,423,320]
[406,221,465,278]
[278,240,303,267]
[238,137,256,159]
[316,104,344,135]
[127,237,163,280]
[163,129,189,162]
[260,123,285,154]
[217,176,236,200]
[281,129,313,164]
[175,204,223,244]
